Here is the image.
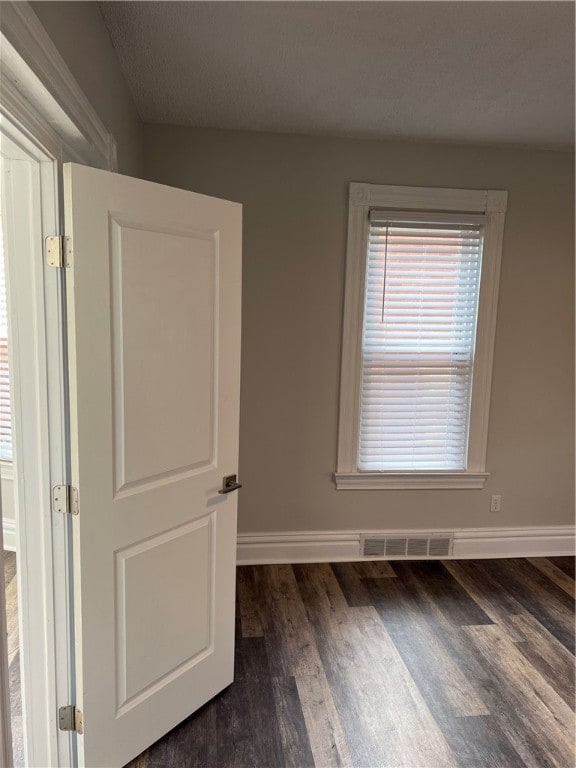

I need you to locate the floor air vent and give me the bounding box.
[361,535,453,559]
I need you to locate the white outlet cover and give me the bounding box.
[490,494,502,512]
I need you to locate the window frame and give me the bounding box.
[335,182,507,490]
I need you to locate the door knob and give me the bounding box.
[218,474,242,494]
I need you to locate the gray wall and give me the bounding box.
[144,125,574,535]
[30,1,143,177]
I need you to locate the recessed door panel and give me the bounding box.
[111,219,217,496]
[116,515,213,711]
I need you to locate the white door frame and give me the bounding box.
[1,119,71,767]
[0,3,116,765]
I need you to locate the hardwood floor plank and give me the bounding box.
[442,559,526,641]
[476,559,575,653]
[252,565,322,679]
[294,564,457,768]
[222,637,284,768]
[329,561,397,607]
[465,624,575,767]
[271,676,315,768]
[347,611,467,767]
[508,613,575,708]
[293,565,414,766]
[216,662,285,768]
[330,562,373,607]
[548,556,575,579]
[145,702,218,768]
[437,715,527,768]
[393,561,494,626]
[294,562,350,613]
[292,564,387,767]
[403,557,575,758]
[292,563,360,672]
[527,557,575,598]
[339,559,397,579]
[512,640,575,712]
[125,753,149,768]
[215,682,274,768]
[235,636,272,682]
[236,566,264,638]
[365,576,489,718]
[385,562,492,685]
[474,676,564,768]
[294,672,352,768]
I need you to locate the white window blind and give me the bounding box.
[359,212,484,472]
[0,209,12,462]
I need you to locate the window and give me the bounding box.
[336,183,507,489]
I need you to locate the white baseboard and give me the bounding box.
[2,518,16,552]
[237,526,575,565]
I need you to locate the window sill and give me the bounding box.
[334,472,489,490]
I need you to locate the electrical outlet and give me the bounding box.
[490,494,502,513]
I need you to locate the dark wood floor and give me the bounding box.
[127,556,575,768]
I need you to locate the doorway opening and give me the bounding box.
[0,200,22,764]
[0,114,73,768]
[1,124,30,767]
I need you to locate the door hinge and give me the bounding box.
[52,485,79,516]
[45,235,72,268]
[58,705,83,734]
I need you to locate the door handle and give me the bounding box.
[218,474,242,494]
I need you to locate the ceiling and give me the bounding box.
[100,1,575,151]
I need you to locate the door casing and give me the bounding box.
[0,4,117,762]
[1,115,72,767]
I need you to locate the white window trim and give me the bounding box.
[335,182,507,490]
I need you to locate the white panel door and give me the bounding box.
[63,163,242,768]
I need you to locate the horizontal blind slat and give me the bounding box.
[359,219,482,471]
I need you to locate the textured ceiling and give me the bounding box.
[100,1,575,150]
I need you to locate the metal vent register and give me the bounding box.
[361,535,453,559]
